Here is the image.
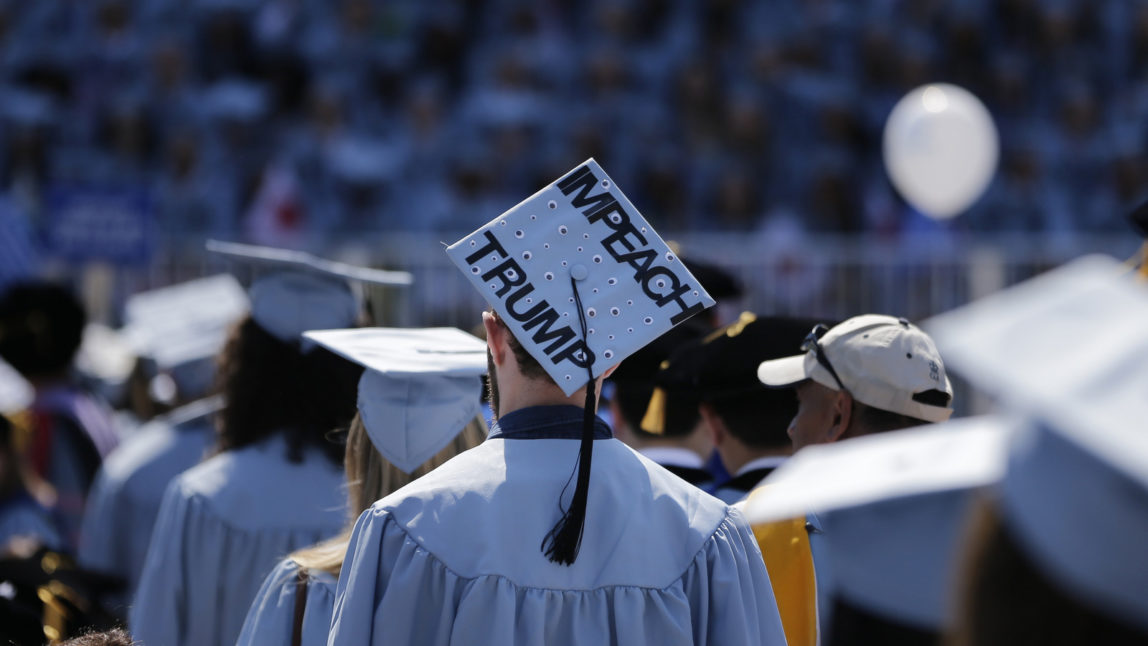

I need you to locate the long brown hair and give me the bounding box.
[213,316,361,465]
[290,413,487,577]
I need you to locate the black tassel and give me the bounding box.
[541,278,598,565]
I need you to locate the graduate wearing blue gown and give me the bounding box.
[326,313,786,645]
[326,163,786,646]
[130,242,413,646]
[238,326,490,646]
[78,398,218,602]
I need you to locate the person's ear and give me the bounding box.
[482,311,507,367]
[601,363,620,379]
[825,390,853,442]
[699,402,727,446]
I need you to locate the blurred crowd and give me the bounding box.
[2,0,1148,247]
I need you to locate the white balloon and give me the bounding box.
[883,83,999,220]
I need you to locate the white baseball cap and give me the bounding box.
[756,314,954,423]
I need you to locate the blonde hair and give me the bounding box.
[290,413,487,577]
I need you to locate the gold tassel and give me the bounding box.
[640,387,668,434]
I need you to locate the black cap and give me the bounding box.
[608,321,708,437]
[682,257,743,301]
[642,313,827,448]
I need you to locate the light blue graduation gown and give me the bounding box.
[130,433,347,646]
[237,558,338,646]
[78,398,218,602]
[328,438,786,646]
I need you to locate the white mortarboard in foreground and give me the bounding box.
[742,416,1014,629]
[0,357,32,414]
[207,240,413,344]
[303,327,486,474]
[445,159,715,566]
[446,158,715,395]
[926,254,1148,632]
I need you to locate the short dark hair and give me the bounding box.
[0,282,86,379]
[709,389,794,450]
[214,316,361,466]
[491,311,548,381]
[950,501,1148,645]
[613,381,700,438]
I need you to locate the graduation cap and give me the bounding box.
[302,327,487,474]
[742,416,1014,632]
[121,274,250,398]
[207,240,413,344]
[642,313,824,437]
[607,322,707,438]
[925,254,1148,632]
[446,158,715,564]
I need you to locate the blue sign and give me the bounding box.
[45,185,155,265]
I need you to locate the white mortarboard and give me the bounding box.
[742,416,1013,629]
[445,158,715,395]
[445,159,715,566]
[121,274,251,398]
[302,327,486,474]
[925,254,1148,632]
[0,357,32,415]
[207,240,413,344]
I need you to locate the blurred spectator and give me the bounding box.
[0,413,61,553]
[0,282,118,552]
[0,0,1141,238]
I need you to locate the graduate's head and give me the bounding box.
[482,309,608,418]
[757,315,953,451]
[206,241,413,465]
[644,314,824,467]
[213,315,360,465]
[607,323,707,442]
[0,281,86,384]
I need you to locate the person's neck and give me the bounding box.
[496,376,599,420]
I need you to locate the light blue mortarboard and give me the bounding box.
[445,158,715,395]
[207,240,413,344]
[926,254,1148,633]
[742,416,1014,629]
[302,327,487,474]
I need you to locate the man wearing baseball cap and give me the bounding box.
[750,314,955,646]
[756,314,954,451]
